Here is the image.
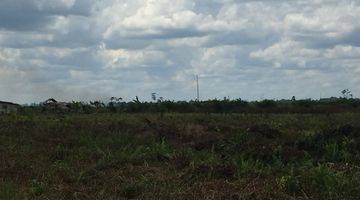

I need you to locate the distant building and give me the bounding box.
[0,101,20,114]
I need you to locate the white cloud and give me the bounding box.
[250,39,321,68]
[325,45,360,59]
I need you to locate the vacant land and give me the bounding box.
[1,113,360,199]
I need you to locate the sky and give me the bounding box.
[1,0,360,104]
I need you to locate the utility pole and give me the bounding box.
[196,75,200,101]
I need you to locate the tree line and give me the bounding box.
[21,96,360,114]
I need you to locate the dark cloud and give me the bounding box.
[291,29,360,49]
[104,28,207,49]
[0,0,93,31]
[291,34,340,49]
[342,28,360,47]
[205,30,279,47]
[194,1,222,16]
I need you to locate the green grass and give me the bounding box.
[1,113,360,199]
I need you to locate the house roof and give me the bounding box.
[0,101,20,106]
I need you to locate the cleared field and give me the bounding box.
[1,113,360,199]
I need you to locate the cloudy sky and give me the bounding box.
[1,0,360,103]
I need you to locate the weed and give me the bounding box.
[29,179,46,197]
[0,180,18,199]
[1,113,360,199]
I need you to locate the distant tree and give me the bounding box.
[341,89,353,99]
[256,99,277,108]
[109,97,123,112]
[296,99,313,108]
[90,101,105,109]
[133,96,141,103]
[110,97,123,102]
[151,93,157,101]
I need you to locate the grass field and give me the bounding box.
[1,113,360,199]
